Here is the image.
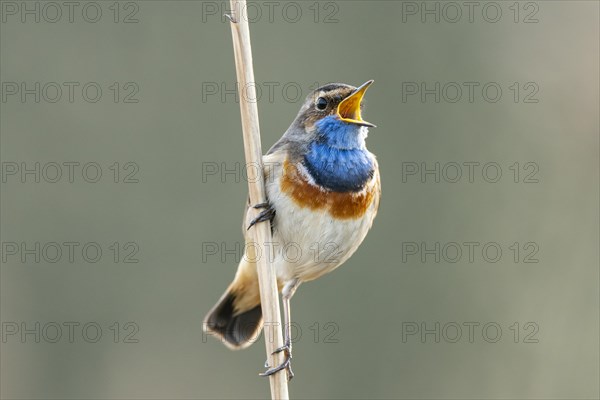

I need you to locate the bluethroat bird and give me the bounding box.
[204,80,380,380]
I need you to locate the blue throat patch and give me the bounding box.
[303,115,374,192]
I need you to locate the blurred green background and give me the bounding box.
[1,1,598,398]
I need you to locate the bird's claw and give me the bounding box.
[247,202,276,231]
[260,344,294,381]
[253,202,269,209]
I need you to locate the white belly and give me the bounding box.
[266,174,378,283]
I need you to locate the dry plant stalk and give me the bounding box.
[227,1,290,398]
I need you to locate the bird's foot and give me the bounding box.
[260,344,294,381]
[247,202,276,230]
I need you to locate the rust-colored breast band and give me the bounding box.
[280,159,375,220]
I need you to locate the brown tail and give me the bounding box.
[203,260,262,349]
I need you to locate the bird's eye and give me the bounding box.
[315,97,328,111]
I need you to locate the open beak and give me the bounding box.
[337,80,376,127]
